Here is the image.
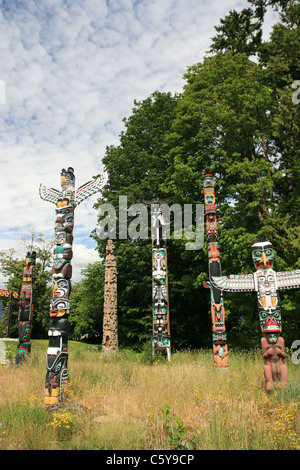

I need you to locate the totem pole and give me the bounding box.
[203,174,229,368]
[102,239,118,355]
[152,205,171,361]
[0,289,18,337]
[15,251,36,363]
[40,167,108,404]
[210,238,300,389]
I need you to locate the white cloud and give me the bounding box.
[0,0,280,289]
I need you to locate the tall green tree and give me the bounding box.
[92,91,210,349]
[163,3,300,346]
[209,8,263,56]
[88,5,299,351]
[69,261,105,340]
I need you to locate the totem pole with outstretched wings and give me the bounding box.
[210,238,300,389]
[40,167,108,404]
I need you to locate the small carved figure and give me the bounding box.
[261,333,288,390]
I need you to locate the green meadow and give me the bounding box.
[0,340,299,450]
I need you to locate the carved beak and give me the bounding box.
[261,252,267,267]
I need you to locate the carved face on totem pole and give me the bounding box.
[25,251,36,267]
[251,239,281,336]
[60,167,75,190]
[252,239,274,269]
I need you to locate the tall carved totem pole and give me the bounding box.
[40,167,108,404]
[203,174,229,368]
[152,205,171,361]
[102,239,118,355]
[0,289,18,337]
[15,251,36,364]
[211,239,300,389]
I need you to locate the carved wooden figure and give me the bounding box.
[210,238,300,389]
[102,239,118,355]
[15,251,36,363]
[203,175,229,368]
[40,167,108,404]
[0,289,18,338]
[152,205,171,361]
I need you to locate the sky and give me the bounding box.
[0,0,280,288]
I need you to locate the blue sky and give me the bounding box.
[0,0,279,287]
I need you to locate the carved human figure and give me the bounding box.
[213,335,229,368]
[261,333,288,390]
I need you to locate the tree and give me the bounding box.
[69,261,105,339]
[19,225,54,272]
[87,6,299,351]
[92,91,210,350]
[247,0,292,21]
[92,91,187,349]
[0,230,53,338]
[162,0,300,347]
[209,8,263,57]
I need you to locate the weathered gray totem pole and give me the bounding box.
[15,251,36,364]
[211,239,300,389]
[203,174,229,368]
[152,205,171,361]
[102,239,118,355]
[40,167,108,404]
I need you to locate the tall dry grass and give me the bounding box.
[0,340,299,450]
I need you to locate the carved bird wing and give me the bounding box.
[39,183,60,205]
[210,274,255,292]
[75,171,108,206]
[276,270,300,290]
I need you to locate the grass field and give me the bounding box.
[0,340,299,450]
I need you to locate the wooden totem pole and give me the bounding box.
[210,238,300,389]
[102,239,118,355]
[151,205,171,361]
[40,167,108,404]
[0,289,18,337]
[15,251,36,364]
[203,174,229,368]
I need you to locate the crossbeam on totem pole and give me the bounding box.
[39,167,108,404]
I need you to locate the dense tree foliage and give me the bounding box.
[89,2,300,350]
